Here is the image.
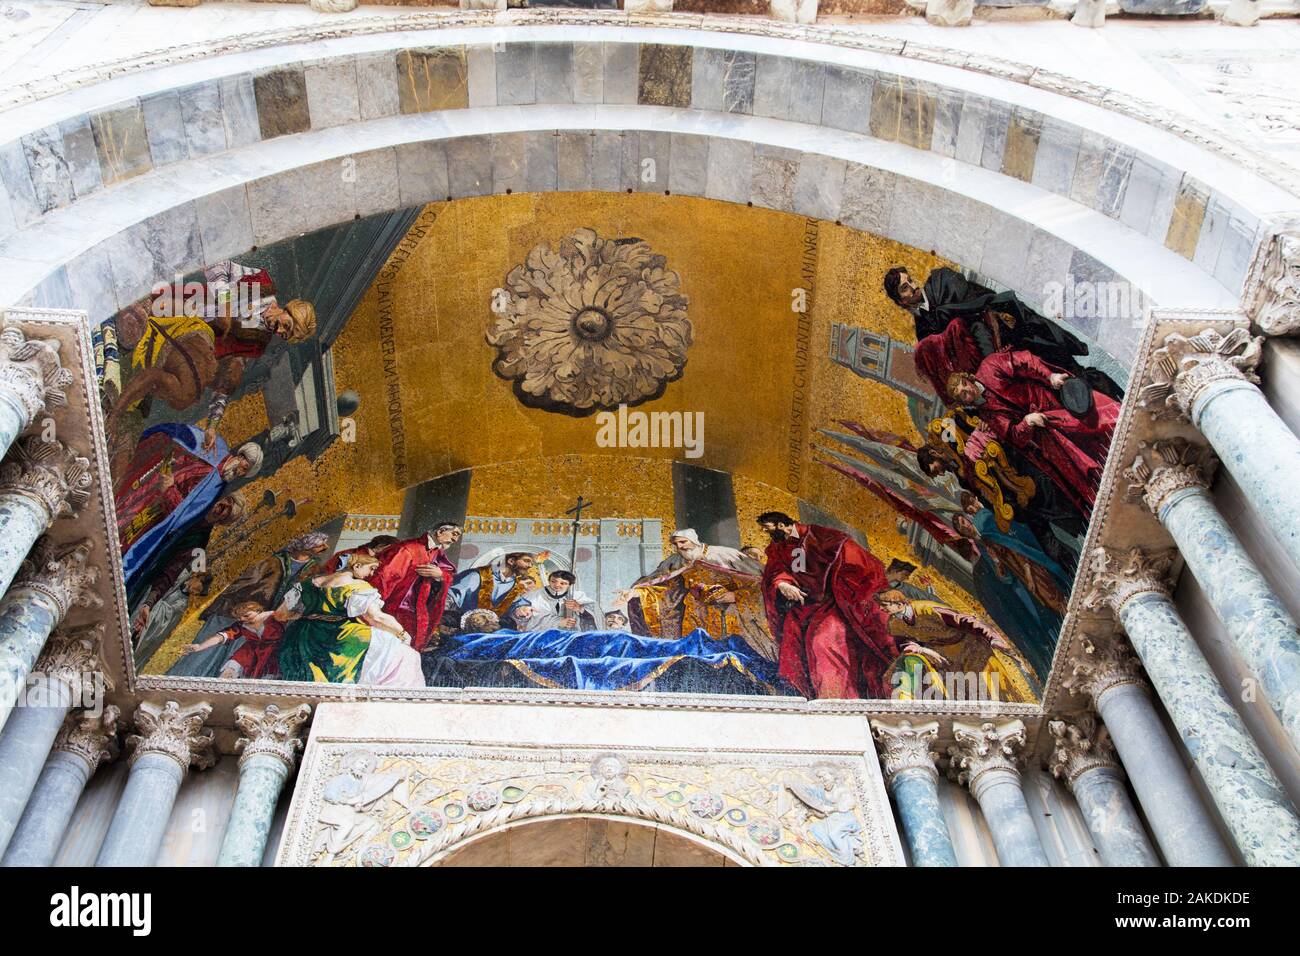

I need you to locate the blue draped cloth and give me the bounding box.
[425,627,792,696]
[122,423,229,593]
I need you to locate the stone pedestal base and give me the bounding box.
[769,0,819,24]
[1222,0,1260,24]
[926,0,975,23]
[1072,0,1106,25]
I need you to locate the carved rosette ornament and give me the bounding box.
[1047,714,1121,789]
[1083,546,1177,617]
[1138,328,1263,421]
[233,703,311,772]
[126,700,216,773]
[53,704,120,771]
[34,621,112,702]
[12,537,101,621]
[487,228,692,416]
[947,719,1027,797]
[871,718,941,785]
[1060,636,1147,703]
[0,436,93,522]
[0,324,73,429]
[1123,438,1216,516]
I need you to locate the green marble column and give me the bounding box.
[217,704,311,867]
[1088,547,1300,867]
[872,718,957,867]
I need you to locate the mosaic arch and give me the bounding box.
[106,190,1125,704]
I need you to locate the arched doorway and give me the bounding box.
[431,814,746,867]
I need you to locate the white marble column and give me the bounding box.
[2,706,118,867]
[1086,548,1300,866]
[0,538,100,734]
[1064,638,1234,865]
[0,324,73,463]
[1047,714,1158,866]
[217,703,310,867]
[0,436,93,597]
[1126,439,1300,754]
[948,719,1050,867]
[0,623,106,858]
[1139,328,1300,576]
[95,701,215,867]
[872,718,958,867]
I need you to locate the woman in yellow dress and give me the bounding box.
[275,552,425,687]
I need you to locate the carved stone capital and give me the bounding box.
[1249,231,1300,336]
[0,436,93,521]
[1060,636,1147,703]
[1047,713,1121,789]
[1082,546,1176,616]
[1123,438,1215,516]
[0,324,73,429]
[12,537,101,622]
[1138,328,1263,420]
[53,705,120,772]
[233,702,311,772]
[947,719,1026,796]
[34,621,112,700]
[126,700,215,773]
[871,718,941,784]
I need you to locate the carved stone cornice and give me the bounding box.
[0,324,73,429]
[233,702,311,772]
[0,436,94,522]
[34,621,112,700]
[1047,713,1121,789]
[1138,328,1263,421]
[1082,546,1177,617]
[947,719,1027,797]
[871,718,941,785]
[11,537,101,622]
[1123,438,1216,516]
[1249,230,1300,336]
[52,704,120,772]
[1059,636,1147,703]
[126,700,216,773]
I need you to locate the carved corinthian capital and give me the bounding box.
[947,719,1027,797]
[12,537,101,622]
[126,700,215,773]
[1082,546,1176,617]
[1138,328,1262,420]
[871,718,941,785]
[1249,231,1300,336]
[0,324,73,430]
[53,705,120,772]
[1047,713,1121,789]
[0,436,93,522]
[233,703,311,772]
[1060,636,1147,703]
[34,621,112,702]
[1123,438,1215,516]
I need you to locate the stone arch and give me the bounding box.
[4,24,1281,362]
[428,813,749,867]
